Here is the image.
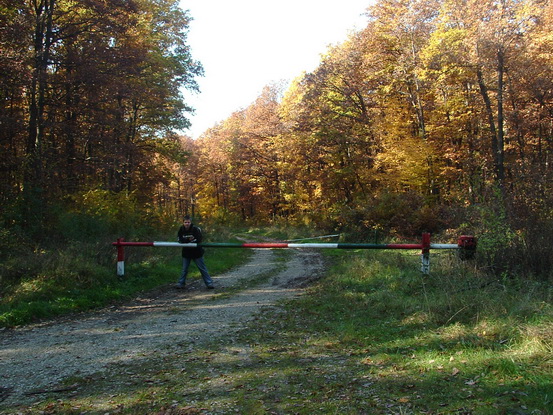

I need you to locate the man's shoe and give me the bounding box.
[207,285,214,289]
[175,284,185,289]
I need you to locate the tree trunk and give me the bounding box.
[24,0,55,228]
[476,67,503,188]
[495,48,505,187]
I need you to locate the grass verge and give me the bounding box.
[0,238,251,328]
[2,249,552,414]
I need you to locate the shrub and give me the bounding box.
[457,193,551,281]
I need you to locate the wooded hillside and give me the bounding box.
[1,0,552,279]
[183,0,553,278]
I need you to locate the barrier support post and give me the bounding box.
[458,235,477,260]
[421,232,431,275]
[116,238,125,277]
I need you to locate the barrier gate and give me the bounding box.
[112,233,477,277]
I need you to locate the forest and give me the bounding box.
[1,0,553,281]
[1,2,552,412]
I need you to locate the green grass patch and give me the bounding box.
[0,239,251,328]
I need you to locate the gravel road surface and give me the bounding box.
[0,247,324,408]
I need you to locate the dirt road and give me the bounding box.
[0,248,324,407]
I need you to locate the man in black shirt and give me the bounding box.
[176,215,214,289]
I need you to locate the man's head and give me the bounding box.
[183,215,192,229]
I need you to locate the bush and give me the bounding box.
[462,190,553,281]
[57,211,111,240]
[0,228,37,292]
[325,192,456,243]
[470,201,518,273]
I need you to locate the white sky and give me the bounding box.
[179,0,371,138]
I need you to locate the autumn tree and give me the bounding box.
[278,37,380,224]
[239,84,286,218]
[424,0,547,191]
[0,0,30,204]
[361,0,447,198]
[194,116,241,220]
[0,0,202,231]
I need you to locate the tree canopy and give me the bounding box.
[188,0,551,222]
[0,0,202,228]
[1,0,552,276]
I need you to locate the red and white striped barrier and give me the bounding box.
[112,233,476,276]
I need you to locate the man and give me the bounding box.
[176,215,214,289]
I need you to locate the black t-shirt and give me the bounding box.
[178,224,205,259]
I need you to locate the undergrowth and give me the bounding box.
[0,228,251,327]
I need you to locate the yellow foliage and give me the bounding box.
[375,135,439,191]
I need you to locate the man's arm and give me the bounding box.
[193,226,203,243]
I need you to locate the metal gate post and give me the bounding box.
[116,238,125,277]
[421,233,431,274]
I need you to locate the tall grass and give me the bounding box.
[0,220,251,328]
